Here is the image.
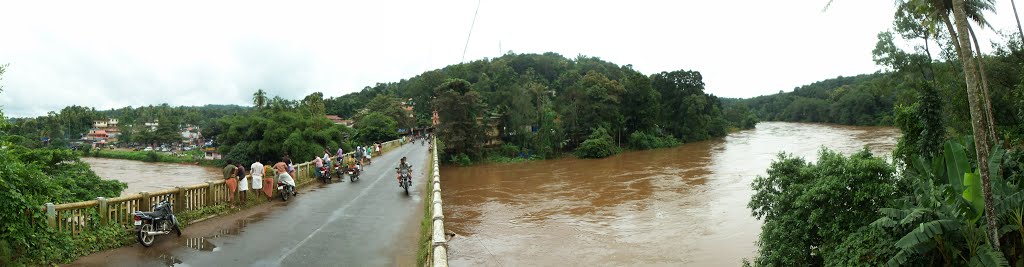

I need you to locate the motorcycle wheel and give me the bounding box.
[173,224,182,237]
[281,189,290,201]
[137,223,155,247]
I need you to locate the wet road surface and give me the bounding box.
[69,143,431,267]
[82,157,221,196]
[441,122,901,266]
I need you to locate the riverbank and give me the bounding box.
[440,122,901,266]
[84,149,226,166]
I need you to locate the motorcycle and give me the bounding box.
[318,166,331,183]
[278,181,295,201]
[133,197,181,247]
[396,167,413,194]
[347,165,361,182]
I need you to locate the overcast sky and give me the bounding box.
[1,0,1022,118]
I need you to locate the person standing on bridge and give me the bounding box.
[223,160,238,208]
[251,159,270,200]
[283,154,295,178]
[313,154,324,180]
[236,162,249,205]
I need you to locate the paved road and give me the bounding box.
[69,143,432,267]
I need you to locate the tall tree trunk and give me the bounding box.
[951,0,999,248]
[944,16,964,57]
[967,25,999,144]
[1012,0,1024,46]
[924,34,936,83]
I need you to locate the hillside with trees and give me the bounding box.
[322,52,758,163]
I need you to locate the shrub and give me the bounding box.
[499,143,521,157]
[628,131,679,149]
[144,151,160,162]
[575,127,618,159]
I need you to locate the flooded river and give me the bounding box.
[440,122,901,266]
[81,157,222,196]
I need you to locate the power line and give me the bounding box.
[461,0,482,63]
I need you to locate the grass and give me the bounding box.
[416,150,436,266]
[89,149,199,163]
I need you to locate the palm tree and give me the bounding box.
[951,0,999,248]
[252,89,268,110]
[1013,0,1024,45]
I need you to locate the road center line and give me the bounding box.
[274,145,417,265]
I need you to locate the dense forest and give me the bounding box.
[740,31,1023,142]
[746,0,1024,266]
[318,52,757,162]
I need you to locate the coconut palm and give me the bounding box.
[253,89,270,109]
[950,0,1000,248]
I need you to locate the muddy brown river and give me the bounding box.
[440,122,901,266]
[81,157,222,196]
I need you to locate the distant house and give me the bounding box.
[93,118,121,142]
[144,120,159,130]
[401,99,415,118]
[325,115,354,127]
[203,148,222,160]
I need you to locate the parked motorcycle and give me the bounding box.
[318,166,331,183]
[278,181,295,201]
[396,167,413,194]
[133,197,181,247]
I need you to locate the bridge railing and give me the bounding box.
[428,137,449,267]
[39,138,407,234]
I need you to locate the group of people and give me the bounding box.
[219,141,419,207]
[314,143,384,180]
[222,156,297,207]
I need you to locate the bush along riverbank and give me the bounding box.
[445,127,684,166]
[82,148,226,166]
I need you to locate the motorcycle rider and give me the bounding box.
[274,160,296,196]
[396,156,412,187]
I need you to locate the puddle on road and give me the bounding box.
[177,211,269,252]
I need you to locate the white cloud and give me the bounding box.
[1,0,1020,117]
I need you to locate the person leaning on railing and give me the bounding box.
[223,160,238,208]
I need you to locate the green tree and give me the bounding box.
[433,79,486,160]
[253,89,268,110]
[748,149,899,266]
[574,127,618,158]
[622,71,660,133]
[355,112,398,143]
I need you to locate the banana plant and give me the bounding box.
[875,137,1011,266]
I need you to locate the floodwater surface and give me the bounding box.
[441,122,901,266]
[81,157,222,196]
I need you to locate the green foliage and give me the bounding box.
[0,141,127,264]
[90,149,197,164]
[317,53,731,163]
[893,82,944,164]
[651,70,728,141]
[627,130,679,150]
[748,148,898,266]
[144,151,160,162]
[356,112,398,143]
[434,79,487,161]
[216,108,352,164]
[574,127,619,159]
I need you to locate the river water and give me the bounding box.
[440,122,901,266]
[81,157,223,196]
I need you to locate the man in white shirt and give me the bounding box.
[251,160,265,198]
